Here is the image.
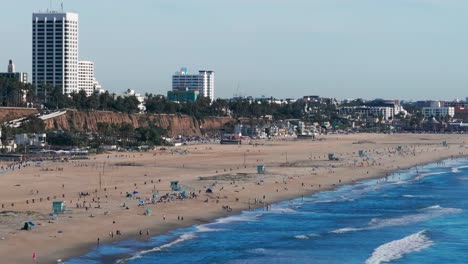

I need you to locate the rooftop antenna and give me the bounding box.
[61,0,64,12]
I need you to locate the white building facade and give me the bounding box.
[78,60,95,96]
[172,68,215,100]
[422,107,455,118]
[124,89,146,112]
[32,12,79,95]
[340,106,395,121]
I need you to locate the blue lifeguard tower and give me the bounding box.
[52,201,66,214]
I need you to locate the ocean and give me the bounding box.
[67,158,468,264]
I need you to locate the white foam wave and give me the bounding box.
[413,172,445,181]
[458,177,468,181]
[331,227,361,234]
[365,230,434,264]
[294,233,320,239]
[267,207,297,213]
[214,213,259,225]
[118,233,197,263]
[331,205,462,234]
[196,225,223,232]
[402,194,434,199]
[451,167,460,173]
[369,205,461,229]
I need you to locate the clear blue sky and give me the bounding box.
[1,0,468,100]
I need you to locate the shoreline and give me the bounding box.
[0,133,466,264]
[65,154,468,263]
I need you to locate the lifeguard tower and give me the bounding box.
[170,181,180,191]
[257,165,266,174]
[52,201,66,214]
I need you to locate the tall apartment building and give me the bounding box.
[172,68,215,100]
[78,60,95,96]
[32,12,79,95]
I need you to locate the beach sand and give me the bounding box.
[0,133,466,263]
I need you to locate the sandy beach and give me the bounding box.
[0,133,466,263]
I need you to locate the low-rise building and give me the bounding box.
[167,88,199,102]
[422,107,454,118]
[0,60,28,83]
[15,133,47,148]
[340,106,395,121]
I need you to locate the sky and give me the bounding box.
[1,0,468,100]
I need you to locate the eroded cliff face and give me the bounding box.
[0,107,38,123]
[43,110,232,137]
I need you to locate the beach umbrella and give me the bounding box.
[133,191,139,195]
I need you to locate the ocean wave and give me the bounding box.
[365,230,434,264]
[267,207,297,214]
[331,227,361,234]
[331,205,462,234]
[368,205,462,229]
[195,225,224,232]
[413,172,446,182]
[214,213,260,225]
[247,248,267,254]
[451,167,460,173]
[458,177,468,181]
[117,233,197,263]
[294,233,320,239]
[402,194,434,199]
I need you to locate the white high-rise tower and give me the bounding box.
[172,68,215,101]
[32,11,79,95]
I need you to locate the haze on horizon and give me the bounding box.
[1,0,467,101]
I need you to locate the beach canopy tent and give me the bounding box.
[206,188,213,193]
[180,190,187,198]
[171,181,180,191]
[52,201,65,214]
[126,192,133,198]
[22,221,35,231]
[257,165,266,174]
[442,141,448,147]
[396,146,403,152]
[139,199,145,205]
[328,153,338,161]
[133,191,139,195]
[358,150,366,157]
[152,193,159,198]
[49,213,57,220]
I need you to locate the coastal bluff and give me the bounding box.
[0,107,38,123]
[42,110,232,137]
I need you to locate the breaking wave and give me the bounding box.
[365,230,433,264]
